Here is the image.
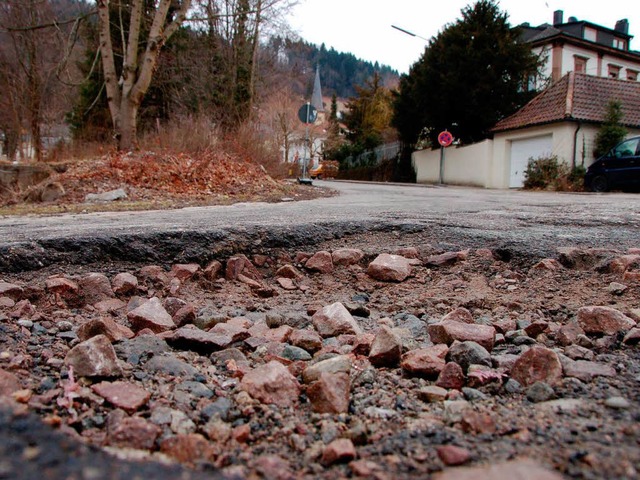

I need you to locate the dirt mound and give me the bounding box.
[1,151,332,211]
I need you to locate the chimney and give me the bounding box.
[615,19,629,35]
[553,10,564,26]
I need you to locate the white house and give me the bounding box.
[412,73,640,188]
[521,10,640,85]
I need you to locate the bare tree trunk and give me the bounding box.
[97,0,191,151]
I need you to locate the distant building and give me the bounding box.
[521,10,640,85]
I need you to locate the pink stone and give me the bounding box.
[79,273,114,305]
[253,455,293,480]
[203,260,223,280]
[226,255,261,282]
[367,254,412,282]
[0,369,20,397]
[436,445,471,466]
[332,248,364,266]
[442,307,474,324]
[623,327,640,345]
[510,347,563,387]
[426,251,461,267]
[368,326,402,367]
[307,372,350,413]
[431,458,564,480]
[209,323,250,342]
[92,381,151,413]
[312,302,362,338]
[532,259,562,271]
[322,438,356,465]
[0,281,23,301]
[275,264,303,279]
[108,416,161,450]
[305,251,334,273]
[112,272,138,295]
[127,297,175,333]
[64,334,122,378]
[436,362,466,390]
[159,433,212,464]
[239,361,300,407]
[94,298,126,313]
[169,325,233,352]
[428,320,496,351]
[290,329,323,353]
[45,277,79,296]
[276,277,297,290]
[77,317,134,342]
[139,265,170,285]
[561,359,616,382]
[171,263,200,281]
[577,306,636,336]
[401,347,447,378]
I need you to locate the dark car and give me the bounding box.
[584,136,640,192]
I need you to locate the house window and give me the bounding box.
[613,38,626,49]
[574,56,588,74]
[608,64,621,78]
[628,69,639,81]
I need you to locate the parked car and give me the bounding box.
[309,160,339,180]
[584,136,640,192]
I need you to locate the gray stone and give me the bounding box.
[144,355,199,378]
[85,188,127,203]
[447,341,492,372]
[461,387,488,401]
[605,396,631,409]
[526,381,555,403]
[282,344,312,361]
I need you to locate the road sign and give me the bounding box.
[298,103,318,124]
[438,130,454,147]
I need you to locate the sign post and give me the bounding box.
[297,103,318,184]
[437,130,454,184]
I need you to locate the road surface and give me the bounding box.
[0,181,638,271]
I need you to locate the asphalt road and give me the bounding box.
[0,181,638,270]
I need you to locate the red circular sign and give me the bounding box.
[438,131,453,147]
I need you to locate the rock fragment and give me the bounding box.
[127,297,175,333]
[367,254,412,282]
[64,334,123,378]
[322,438,356,466]
[312,302,362,337]
[368,326,402,367]
[332,248,364,266]
[307,372,350,413]
[92,381,151,413]
[239,361,300,407]
[577,306,635,336]
[305,251,334,273]
[510,347,563,387]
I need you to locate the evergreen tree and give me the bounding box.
[393,0,541,146]
[343,73,395,150]
[594,100,628,158]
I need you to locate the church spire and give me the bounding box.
[311,65,324,113]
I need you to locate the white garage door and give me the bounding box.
[509,135,553,188]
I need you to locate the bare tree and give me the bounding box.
[0,0,76,161]
[97,0,191,150]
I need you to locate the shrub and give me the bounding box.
[523,156,585,191]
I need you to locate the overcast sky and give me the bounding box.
[287,0,640,73]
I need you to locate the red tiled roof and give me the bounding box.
[492,73,640,132]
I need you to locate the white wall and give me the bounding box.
[414,124,640,189]
[412,140,493,187]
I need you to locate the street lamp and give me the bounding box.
[391,25,429,42]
